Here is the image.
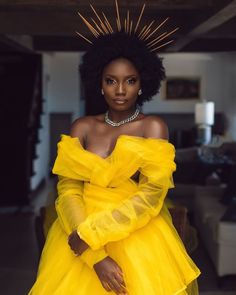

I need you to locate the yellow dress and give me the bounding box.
[29,135,200,295]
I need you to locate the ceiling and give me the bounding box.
[0,0,236,53]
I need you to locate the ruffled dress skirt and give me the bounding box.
[29,135,200,295]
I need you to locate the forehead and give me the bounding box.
[103,58,139,76]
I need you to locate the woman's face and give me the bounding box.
[101,58,141,111]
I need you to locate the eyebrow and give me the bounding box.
[104,74,139,79]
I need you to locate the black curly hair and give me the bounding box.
[79,31,166,108]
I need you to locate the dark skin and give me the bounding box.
[68,58,168,294]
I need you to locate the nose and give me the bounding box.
[116,82,126,96]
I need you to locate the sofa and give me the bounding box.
[171,142,236,278]
[194,185,236,277]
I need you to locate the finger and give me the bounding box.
[113,270,126,286]
[115,266,124,279]
[101,281,111,292]
[115,264,123,273]
[114,273,126,289]
[107,281,120,294]
[113,275,127,295]
[108,277,124,294]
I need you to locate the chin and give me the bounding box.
[107,100,137,110]
[111,105,132,112]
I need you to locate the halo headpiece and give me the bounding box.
[76,0,179,52]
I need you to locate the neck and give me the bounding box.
[107,107,137,123]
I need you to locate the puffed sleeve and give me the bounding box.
[77,139,176,250]
[53,138,108,269]
[55,176,108,267]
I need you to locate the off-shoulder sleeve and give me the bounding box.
[77,139,176,250]
[53,139,108,268]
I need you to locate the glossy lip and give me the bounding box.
[112,98,127,104]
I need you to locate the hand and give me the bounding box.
[68,230,89,256]
[94,256,127,295]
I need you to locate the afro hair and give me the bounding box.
[79,31,166,106]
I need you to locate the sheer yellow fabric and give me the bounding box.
[29,135,200,295]
[56,176,85,233]
[56,176,108,267]
[77,141,176,249]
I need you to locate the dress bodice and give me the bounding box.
[52,134,176,189]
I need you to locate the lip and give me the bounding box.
[112,98,127,104]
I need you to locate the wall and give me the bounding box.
[142,52,236,140]
[31,52,84,189]
[221,53,236,140]
[46,52,83,120]
[142,53,225,113]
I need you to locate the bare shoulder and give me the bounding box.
[70,116,96,138]
[143,115,169,140]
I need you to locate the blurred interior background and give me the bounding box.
[0,1,236,294]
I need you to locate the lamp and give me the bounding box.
[195,100,215,145]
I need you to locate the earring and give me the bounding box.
[138,89,142,96]
[101,89,104,95]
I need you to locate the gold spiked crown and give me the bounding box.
[76,0,179,53]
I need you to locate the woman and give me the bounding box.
[29,32,200,295]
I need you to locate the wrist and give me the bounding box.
[78,240,89,255]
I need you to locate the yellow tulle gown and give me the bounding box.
[29,134,200,295]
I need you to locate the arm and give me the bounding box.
[56,117,90,234]
[55,176,108,268]
[54,119,108,268]
[61,118,127,294]
[77,117,176,250]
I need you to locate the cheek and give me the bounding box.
[103,86,113,95]
[130,84,140,95]
[131,81,141,91]
[102,85,115,98]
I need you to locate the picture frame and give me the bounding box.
[162,77,201,100]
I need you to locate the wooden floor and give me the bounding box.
[0,211,38,295]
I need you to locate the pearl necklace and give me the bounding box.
[104,107,140,127]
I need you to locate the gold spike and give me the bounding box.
[127,10,130,34]
[129,20,133,35]
[134,3,146,33]
[90,4,104,27]
[140,28,151,40]
[90,4,109,34]
[115,0,121,31]
[145,17,169,41]
[140,20,154,39]
[116,17,120,31]
[147,32,167,46]
[147,27,179,48]
[77,12,100,37]
[75,31,93,44]
[104,19,113,33]
[91,18,105,35]
[150,39,174,52]
[102,12,114,33]
[100,21,109,34]
[138,25,147,38]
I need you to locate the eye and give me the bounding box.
[105,78,116,85]
[127,78,137,85]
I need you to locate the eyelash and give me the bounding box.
[105,78,115,85]
[105,78,137,85]
[127,78,137,84]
